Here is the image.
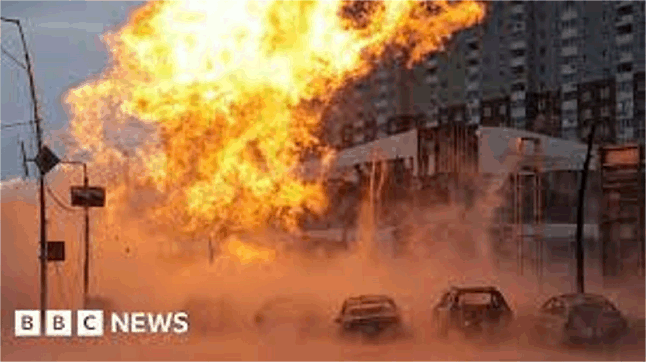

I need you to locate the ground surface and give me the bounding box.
[2,327,644,361]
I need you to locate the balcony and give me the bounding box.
[561,28,578,39]
[616,33,633,45]
[511,107,526,119]
[426,57,438,68]
[616,72,633,82]
[425,74,439,85]
[466,49,480,59]
[467,65,481,75]
[615,14,634,26]
[618,52,634,63]
[560,64,577,75]
[561,46,578,57]
[510,57,526,67]
[374,99,389,109]
[616,91,633,101]
[561,9,578,21]
[509,40,526,50]
[511,91,526,102]
[616,2,634,8]
[466,81,480,91]
[561,83,577,93]
[511,3,524,14]
[562,100,578,111]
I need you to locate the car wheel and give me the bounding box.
[543,328,564,348]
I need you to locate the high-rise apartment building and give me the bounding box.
[328,0,645,148]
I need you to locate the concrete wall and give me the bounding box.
[333,128,418,173]
[478,126,598,174]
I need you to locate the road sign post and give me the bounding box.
[47,241,65,261]
[65,162,106,307]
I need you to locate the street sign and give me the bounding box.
[47,241,65,261]
[34,146,60,175]
[70,186,106,207]
[604,146,641,166]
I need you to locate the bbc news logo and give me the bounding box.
[15,310,188,337]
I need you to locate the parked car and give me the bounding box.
[253,295,327,341]
[432,286,514,340]
[523,293,628,347]
[335,295,403,338]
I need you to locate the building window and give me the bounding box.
[617,63,633,73]
[617,4,633,16]
[499,105,507,115]
[511,48,526,57]
[583,108,592,120]
[484,106,492,117]
[511,82,526,92]
[617,24,632,35]
[539,47,546,56]
[582,91,592,102]
[600,87,610,99]
[619,44,633,53]
[601,106,610,117]
[538,100,546,111]
[540,65,546,74]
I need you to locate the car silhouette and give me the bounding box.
[334,295,403,338]
[523,293,628,347]
[432,286,514,340]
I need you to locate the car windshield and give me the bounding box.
[572,302,617,313]
[458,293,492,305]
[348,303,393,316]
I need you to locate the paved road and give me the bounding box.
[2,327,644,361]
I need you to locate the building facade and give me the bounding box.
[327,0,646,149]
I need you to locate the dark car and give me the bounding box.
[524,293,629,347]
[432,286,513,339]
[253,295,327,341]
[335,295,402,338]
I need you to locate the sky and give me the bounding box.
[1,1,144,180]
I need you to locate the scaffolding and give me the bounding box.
[508,137,580,290]
[512,138,545,283]
[599,144,645,279]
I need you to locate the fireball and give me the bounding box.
[64,0,486,237]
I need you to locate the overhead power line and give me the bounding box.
[1,120,35,129]
[1,45,27,70]
[47,186,80,213]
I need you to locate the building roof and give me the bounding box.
[478,127,598,173]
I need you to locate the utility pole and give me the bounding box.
[2,17,47,334]
[575,122,597,294]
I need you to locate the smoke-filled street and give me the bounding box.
[2,1,645,361]
[2,176,645,361]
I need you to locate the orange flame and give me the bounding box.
[225,237,276,265]
[64,0,486,236]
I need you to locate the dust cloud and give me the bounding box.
[2,164,644,361]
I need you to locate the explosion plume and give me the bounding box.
[64,0,486,236]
